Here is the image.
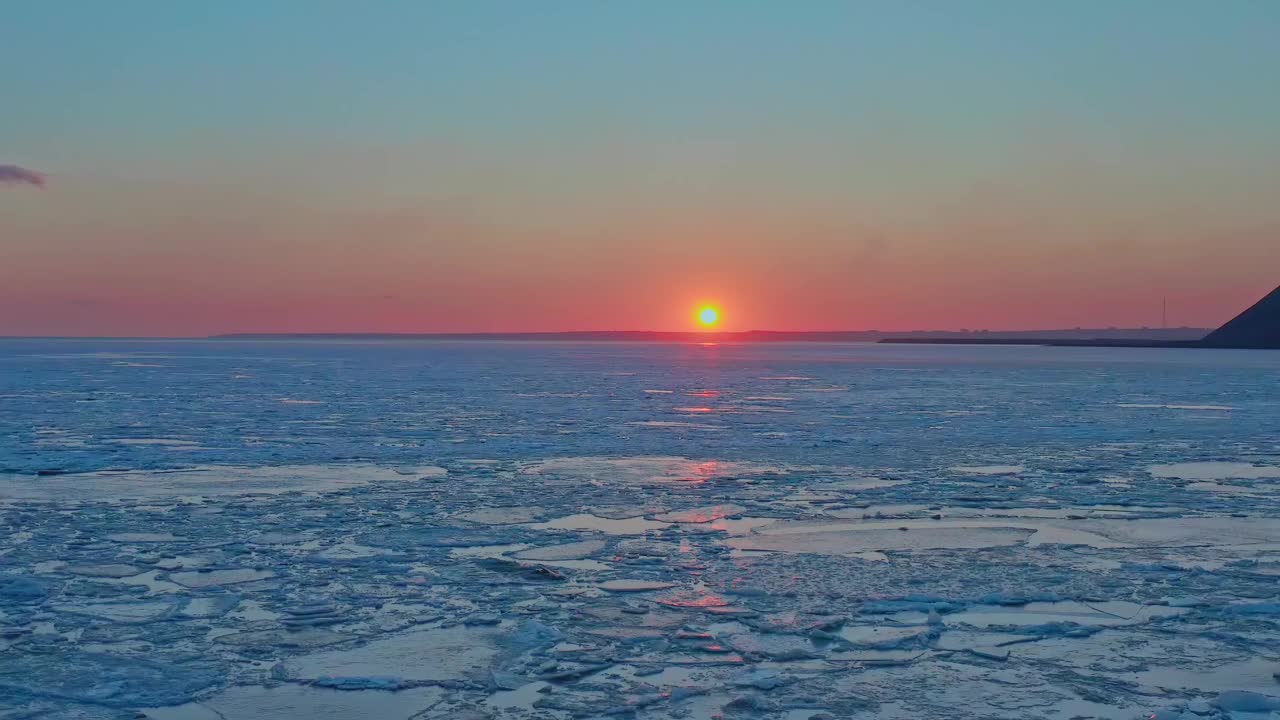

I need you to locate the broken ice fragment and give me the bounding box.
[513,539,608,561]
[967,646,1010,661]
[731,669,788,690]
[599,580,677,592]
[0,575,47,602]
[465,612,502,625]
[1215,690,1280,712]
[311,676,407,690]
[144,685,444,720]
[280,626,503,685]
[459,506,545,525]
[170,568,275,588]
[107,533,179,542]
[654,504,747,523]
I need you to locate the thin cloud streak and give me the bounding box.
[0,164,46,188]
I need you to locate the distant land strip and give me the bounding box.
[211,328,1209,343]
[879,338,1207,348]
[885,284,1280,349]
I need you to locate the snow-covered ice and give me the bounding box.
[3,339,1280,719]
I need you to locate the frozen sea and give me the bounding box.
[2,338,1280,719]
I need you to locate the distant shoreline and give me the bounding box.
[879,337,1209,348]
[207,328,1210,343]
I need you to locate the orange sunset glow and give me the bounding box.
[2,3,1277,338]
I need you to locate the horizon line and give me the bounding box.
[0,326,1212,341]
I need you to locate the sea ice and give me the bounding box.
[513,539,608,560]
[1149,462,1280,481]
[528,513,671,534]
[458,506,545,525]
[951,465,1025,475]
[599,579,677,592]
[0,652,221,709]
[280,625,505,685]
[945,601,1187,628]
[725,525,1035,554]
[65,564,144,578]
[6,340,1280,719]
[144,684,445,720]
[169,568,275,588]
[653,504,747,523]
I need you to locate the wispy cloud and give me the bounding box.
[0,164,46,188]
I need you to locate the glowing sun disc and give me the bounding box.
[698,307,719,326]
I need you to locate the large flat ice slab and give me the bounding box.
[726,524,1035,554]
[0,463,446,500]
[145,684,444,720]
[280,625,504,685]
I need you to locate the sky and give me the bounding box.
[2,1,1278,336]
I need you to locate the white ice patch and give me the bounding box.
[108,532,179,543]
[599,579,677,592]
[1149,462,1280,481]
[946,601,1187,628]
[315,543,397,561]
[950,465,1025,475]
[733,515,1280,553]
[170,568,275,588]
[0,464,449,500]
[107,438,203,447]
[144,684,444,720]
[513,539,608,561]
[734,517,1125,550]
[725,522,1036,554]
[457,506,545,525]
[1117,403,1234,411]
[712,516,781,536]
[54,600,177,624]
[627,420,723,429]
[822,477,910,491]
[528,513,671,535]
[486,681,551,711]
[280,625,503,684]
[66,563,143,578]
[1134,657,1280,697]
[518,456,765,484]
[838,624,934,647]
[653,504,746,523]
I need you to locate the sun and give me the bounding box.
[697,306,719,327]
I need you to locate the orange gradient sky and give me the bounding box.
[2,2,1278,336]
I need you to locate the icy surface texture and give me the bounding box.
[2,339,1280,719]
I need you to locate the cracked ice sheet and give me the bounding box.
[144,685,445,720]
[1150,462,1280,481]
[945,600,1188,627]
[725,524,1036,554]
[516,456,774,485]
[6,341,1280,719]
[0,463,447,501]
[516,456,905,488]
[457,506,546,524]
[169,568,275,588]
[527,513,671,534]
[843,666,1148,720]
[730,515,1280,553]
[279,625,506,684]
[513,539,608,560]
